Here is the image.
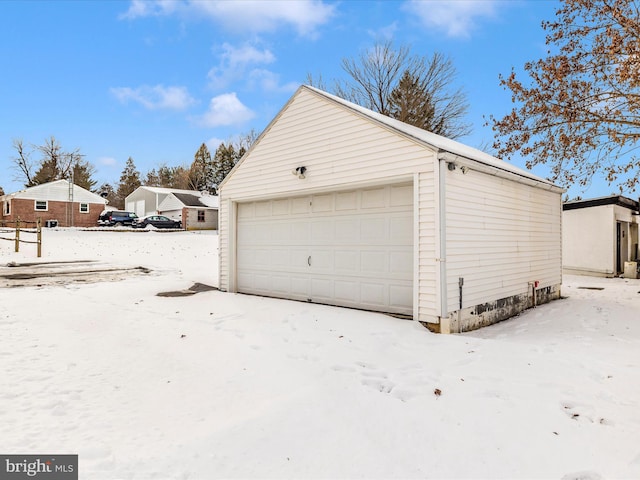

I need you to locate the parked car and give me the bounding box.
[97,210,138,227]
[132,215,182,229]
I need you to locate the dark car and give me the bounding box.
[133,215,182,229]
[98,210,138,227]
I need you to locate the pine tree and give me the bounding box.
[188,143,213,191]
[115,157,141,208]
[144,168,161,187]
[97,183,117,208]
[211,142,240,190]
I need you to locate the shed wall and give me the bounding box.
[563,206,614,275]
[444,166,562,313]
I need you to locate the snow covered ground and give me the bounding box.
[1,228,639,480]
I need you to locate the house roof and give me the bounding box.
[220,85,559,191]
[563,195,640,211]
[133,186,207,195]
[0,179,107,204]
[162,192,219,209]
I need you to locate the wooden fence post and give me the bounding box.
[37,217,42,258]
[14,217,20,253]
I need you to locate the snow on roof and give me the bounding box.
[1,179,107,204]
[134,186,205,195]
[303,86,557,187]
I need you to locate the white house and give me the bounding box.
[218,86,563,333]
[125,186,213,218]
[157,192,219,230]
[563,195,640,277]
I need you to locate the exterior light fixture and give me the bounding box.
[292,166,307,179]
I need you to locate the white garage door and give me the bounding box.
[236,183,413,315]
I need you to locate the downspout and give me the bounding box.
[438,155,448,328]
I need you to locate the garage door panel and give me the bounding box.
[361,217,387,242]
[360,282,386,306]
[312,194,333,212]
[311,278,334,300]
[390,251,413,274]
[360,250,387,273]
[390,215,413,243]
[237,183,413,315]
[336,191,357,211]
[291,196,311,214]
[390,284,413,307]
[362,188,386,208]
[334,250,360,273]
[390,184,413,206]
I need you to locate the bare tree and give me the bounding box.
[11,138,35,187]
[490,0,640,192]
[336,41,412,116]
[318,41,470,139]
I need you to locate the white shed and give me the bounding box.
[563,196,640,277]
[125,186,214,218]
[218,86,563,333]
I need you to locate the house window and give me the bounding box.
[197,210,205,222]
[3,201,9,216]
[35,200,48,211]
[79,203,89,213]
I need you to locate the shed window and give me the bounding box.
[197,210,205,222]
[3,201,9,216]
[79,203,89,213]
[35,200,48,211]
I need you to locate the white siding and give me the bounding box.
[444,167,562,312]
[220,88,435,295]
[158,194,184,212]
[417,169,438,320]
[563,206,614,275]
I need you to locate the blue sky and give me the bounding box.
[0,0,612,199]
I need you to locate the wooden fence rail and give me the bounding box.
[0,217,42,257]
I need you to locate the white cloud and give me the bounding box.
[198,93,255,127]
[247,69,299,93]
[191,0,334,37]
[110,85,196,110]
[120,0,335,37]
[205,137,225,151]
[402,0,498,38]
[367,22,398,41]
[208,43,276,89]
[119,0,181,20]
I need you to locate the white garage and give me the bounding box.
[218,86,563,333]
[236,184,413,315]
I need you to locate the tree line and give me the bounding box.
[5,132,257,209]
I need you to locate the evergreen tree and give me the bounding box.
[115,157,141,208]
[0,186,5,196]
[157,164,190,189]
[97,183,117,208]
[211,142,241,190]
[70,160,97,191]
[188,143,213,191]
[388,70,437,132]
[144,168,161,187]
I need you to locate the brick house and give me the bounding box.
[0,179,108,228]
